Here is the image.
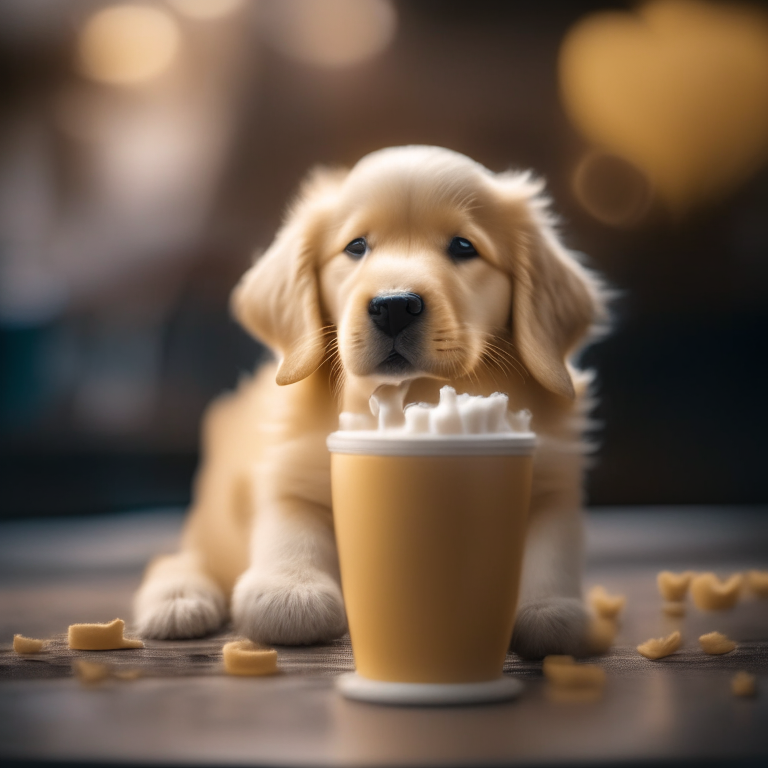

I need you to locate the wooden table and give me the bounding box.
[1,507,767,767]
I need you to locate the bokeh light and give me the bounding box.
[77,5,181,85]
[560,0,768,214]
[167,0,245,21]
[572,150,653,228]
[263,0,397,69]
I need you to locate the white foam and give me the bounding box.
[340,385,531,436]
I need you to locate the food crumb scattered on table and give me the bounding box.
[637,630,682,660]
[746,570,768,598]
[13,635,46,654]
[699,631,737,655]
[68,619,144,650]
[690,573,743,611]
[223,640,278,676]
[657,571,694,602]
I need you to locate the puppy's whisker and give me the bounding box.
[484,344,515,373]
[288,325,338,364]
[326,342,346,406]
[485,346,514,376]
[330,359,343,385]
[324,344,341,371]
[484,337,528,382]
[485,332,525,364]
[332,371,345,404]
[481,347,516,387]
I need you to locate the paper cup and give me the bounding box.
[327,431,535,705]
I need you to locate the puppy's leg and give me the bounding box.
[510,503,590,659]
[134,551,227,639]
[232,495,347,645]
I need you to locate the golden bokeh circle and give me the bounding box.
[77,5,181,86]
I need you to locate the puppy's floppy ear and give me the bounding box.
[231,167,346,386]
[494,173,604,400]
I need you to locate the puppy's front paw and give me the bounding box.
[232,569,347,645]
[510,597,589,659]
[134,579,227,640]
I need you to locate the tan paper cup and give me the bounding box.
[327,431,535,705]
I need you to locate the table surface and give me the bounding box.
[1,506,767,767]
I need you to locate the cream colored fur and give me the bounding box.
[134,146,607,658]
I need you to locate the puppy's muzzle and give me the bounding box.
[368,293,424,338]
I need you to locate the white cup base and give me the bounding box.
[336,672,524,706]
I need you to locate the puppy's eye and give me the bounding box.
[344,238,367,259]
[447,237,478,259]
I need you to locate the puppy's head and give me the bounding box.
[233,146,603,399]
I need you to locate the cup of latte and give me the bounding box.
[327,385,535,705]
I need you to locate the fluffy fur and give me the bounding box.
[134,145,607,658]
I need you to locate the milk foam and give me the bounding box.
[338,385,531,436]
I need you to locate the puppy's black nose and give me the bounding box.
[368,293,424,338]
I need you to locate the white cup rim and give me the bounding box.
[326,431,536,457]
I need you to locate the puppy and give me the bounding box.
[134,145,606,658]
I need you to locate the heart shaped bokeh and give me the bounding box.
[560,0,768,214]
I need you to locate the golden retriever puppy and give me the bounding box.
[134,145,606,658]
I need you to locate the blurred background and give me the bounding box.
[1,0,767,518]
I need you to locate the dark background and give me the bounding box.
[1,0,767,518]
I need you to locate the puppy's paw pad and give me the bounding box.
[232,570,347,645]
[511,597,589,659]
[135,585,227,640]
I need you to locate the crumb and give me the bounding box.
[72,659,111,685]
[543,655,606,689]
[637,630,682,660]
[657,571,694,601]
[222,640,278,676]
[731,671,757,697]
[588,585,626,619]
[13,635,46,654]
[586,616,617,654]
[690,573,743,611]
[662,601,686,617]
[699,631,737,655]
[68,619,144,650]
[746,570,768,598]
